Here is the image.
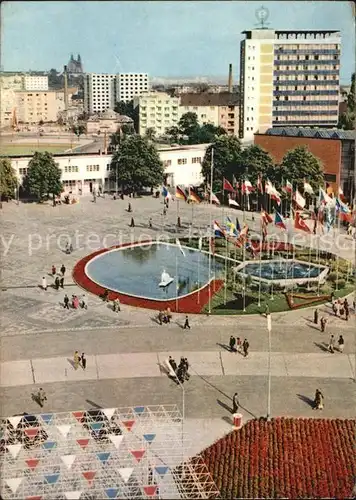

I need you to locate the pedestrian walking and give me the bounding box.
[183,315,190,329]
[338,335,345,353]
[183,358,190,380]
[93,192,96,203]
[163,207,167,216]
[328,334,335,353]
[65,243,71,254]
[129,217,135,227]
[113,298,121,312]
[314,308,319,325]
[232,393,239,413]
[60,276,64,289]
[37,388,47,407]
[168,356,177,373]
[335,300,340,317]
[345,307,349,321]
[313,389,324,410]
[81,294,88,309]
[51,265,56,276]
[55,276,60,290]
[74,351,80,370]
[101,289,109,302]
[149,217,153,228]
[42,276,47,291]
[177,216,181,228]
[166,307,172,323]
[229,335,236,352]
[63,294,69,309]
[242,339,249,357]
[128,202,132,212]
[60,264,66,276]
[236,337,242,354]
[265,304,270,316]
[81,353,87,370]
[320,317,327,332]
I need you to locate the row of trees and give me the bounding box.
[201,135,325,195]
[166,112,226,145]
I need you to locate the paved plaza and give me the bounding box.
[0,195,355,459]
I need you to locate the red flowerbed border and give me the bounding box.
[286,292,332,309]
[198,417,356,499]
[72,241,224,313]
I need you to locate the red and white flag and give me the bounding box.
[294,211,312,233]
[223,178,235,192]
[293,190,306,209]
[282,180,293,194]
[338,186,346,202]
[269,186,281,205]
[242,179,254,194]
[265,179,273,195]
[303,181,314,195]
[261,210,273,225]
[257,174,263,193]
[210,192,220,205]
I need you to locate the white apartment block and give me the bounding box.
[84,73,117,114]
[133,92,180,137]
[10,144,209,195]
[116,73,149,102]
[24,75,48,91]
[239,29,341,141]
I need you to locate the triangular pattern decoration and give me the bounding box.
[118,467,133,483]
[155,466,169,477]
[82,471,96,485]
[143,485,158,497]
[40,413,53,424]
[8,416,22,428]
[72,411,83,422]
[61,455,76,470]
[64,492,82,500]
[90,422,103,431]
[24,428,39,439]
[122,420,135,431]
[133,406,145,414]
[26,458,39,470]
[57,425,71,438]
[7,444,22,459]
[131,450,145,462]
[44,474,60,485]
[102,408,116,420]
[105,488,119,499]
[26,496,42,500]
[42,441,57,451]
[76,439,89,449]
[108,434,123,449]
[97,452,111,464]
[143,434,156,444]
[5,478,22,493]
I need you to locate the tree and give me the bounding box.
[166,126,180,144]
[72,124,86,140]
[114,100,135,117]
[0,158,18,201]
[178,112,200,140]
[236,145,276,186]
[145,127,156,141]
[23,152,62,202]
[201,135,242,189]
[110,135,164,192]
[190,123,226,144]
[279,145,324,193]
[338,73,355,130]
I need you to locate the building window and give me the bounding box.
[64,165,79,173]
[177,158,187,165]
[86,165,100,172]
[163,160,172,167]
[192,157,202,164]
[19,168,28,175]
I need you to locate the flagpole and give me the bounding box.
[198,247,201,304]
[271,238,275,301]
[258,217,263,307]
[224,236,228,305]
[208,148,214,314]
[242,198,246,312]
[307,232,312,290]
[335,213,341,291]
[290,185,296,303]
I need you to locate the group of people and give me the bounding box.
[41,264,66,291]
[229,336,250,357]
[158,308,172,325]
[73,350,87,370]
[168,356,190,384]
[63,293,88,310]
[100,289,121,312]
[332,298,350,321]
[327,334,345,354]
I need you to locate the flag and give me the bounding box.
[226,216,239,237]
[269,186,281,205]
[338,186,346,202]
[162,186,169,198]
[326,185,333,196]
[261,210,273,225]
[325,207,334,232]
[210,192,220,205]
[282,180,293,194]
[175,238,186,257]
[175,185,187,201]
[223,178,235,192]
[319,187,333,206]
[236,225,249,247]
[242,179,254,194]
[336,198,352,222]
[213,220,226,238]
[294,211,312,233]
[274,211,287,230]
[303,181,314,195]
[235,216,241,233]
[232,175,239,190]
[228,198,239,208]
[257,174,263,193]
[189,187,202,203]
[293,190,306,209]
[265,179,273,195]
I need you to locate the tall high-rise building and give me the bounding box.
[116,73,149,103]
[83,73,117,114]
[238,29,341,141]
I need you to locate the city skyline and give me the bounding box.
[1,1,355,83]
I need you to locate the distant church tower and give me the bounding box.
[67,53,83,74]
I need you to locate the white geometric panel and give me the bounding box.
[0,405,220,499]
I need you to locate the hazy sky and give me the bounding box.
[1,1,354,82]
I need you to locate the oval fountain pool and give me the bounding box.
[85,242,224,300]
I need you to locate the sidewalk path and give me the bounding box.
[2,349,354,388]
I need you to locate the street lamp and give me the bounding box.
[266,313,272,420]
